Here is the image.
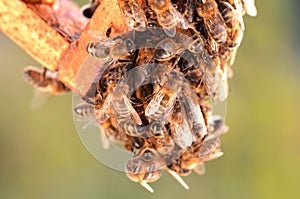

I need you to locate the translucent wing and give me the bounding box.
[218,66,229,101]
[29,89,52,110]
[99,125,111,150]
[75,55,115,96]
[182,89,208,137]
[199,135,223,161]
[123,93,142,125]
[170,121,194,149]
[95,95,111,123]
[145,89,164,116]
[193,162,206,175]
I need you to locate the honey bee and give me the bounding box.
[199,63,228,101]
[208,115,229,136]
[118,0,147,31]
[147,0,188,37]
[187,32,205,53]
[198,134,223,161]
[196,0,227,44]
[241,0,257,17]
[74,103,95,119]
[183,0,196,23]
[218,1,244,65]
[170,117,195,149]
[125,147,163,193]
[23,66,70,109]
[95,84,146,137]
[86,32,135,60]
[153,37,184,62]
[23,66,70,94]
[181,86,208,138]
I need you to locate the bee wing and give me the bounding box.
[145,89,164,117]
[29,89,52,110]
[218,67,229,101]
[209,115,229,136]
[193,162,206,175]
[163,91,178,121]
[199,135,223,161]
[182,90,208,136]
[170,121,193,149]
[75,55,115,96]
[171,6,188,30]
[95,95,111,123]
[122,94,142,125]
[99,125,111,150]
[74,103,95,119]
[87,30,108,42]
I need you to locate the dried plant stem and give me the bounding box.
[0,0,128,92]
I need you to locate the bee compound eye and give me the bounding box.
[125,39,135,54]
[142,149,155,162]
[132,137,145,149]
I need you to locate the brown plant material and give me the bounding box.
[0,0,129,93]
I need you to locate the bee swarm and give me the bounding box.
[76,0,256,193]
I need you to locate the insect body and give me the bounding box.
[196,0,227,44]
[23,66,70,94]
[147,0,188,37]
[125,147,163,193]
[118,0,147,31]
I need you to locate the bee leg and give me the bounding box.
[165,168,190,190]
[139,181,154,193]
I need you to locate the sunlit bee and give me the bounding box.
[152,131,176,158]
[169,149,206,176]
[198,134,223,161]
[96,84,144,137]
[227,0,245,29]
[200,66,228,101]
[86,34,135,60]
[179,150,206,175]
[145,68,185,122]
[118,0,147,31]
[187,32,205,53]
[208,115,229,136]
[23,66,70,94]
[147,0,188,37]
[145,78,180,120]
[218,1,244,65]
[170,118,194,149]
[154,37,184,62]
[241,0,257,17]
[74,103,95,119]
[181,86,208,139]
[218,1,239,30]
[196,0,227,44]
[125,147,163,193]
[167,159,192,177]
[184,0,196,23]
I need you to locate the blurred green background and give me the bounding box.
[1,0,300,198]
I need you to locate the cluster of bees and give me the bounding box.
[24,0,257,193]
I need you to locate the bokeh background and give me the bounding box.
[1,0,300,198]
